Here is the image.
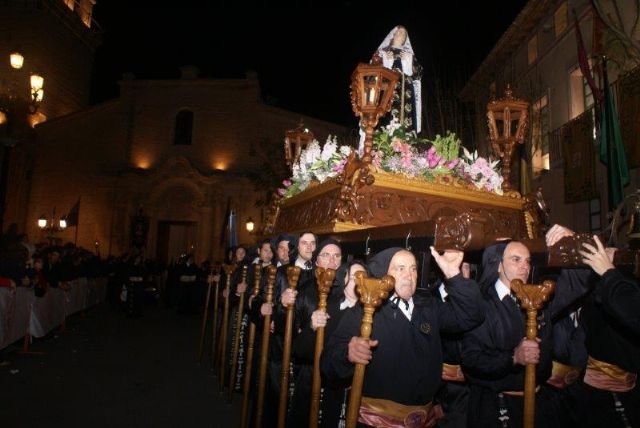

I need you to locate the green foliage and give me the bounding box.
[427,131,461,161]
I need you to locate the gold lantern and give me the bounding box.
[487,85,529,192]
[350,63,400,164]
[284,121,315,170]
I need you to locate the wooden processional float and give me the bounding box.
[252,64,639,427]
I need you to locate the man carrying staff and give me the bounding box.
[461,225,591,428]
[287,238,343,426]
[322,246,484,427]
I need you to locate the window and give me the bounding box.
[569,66,585,119]
[583,76,594,111]
[528,36,538,65]
[173,110,194,146]
[554,2,568,37]
[589,198,601,233]
[531,94,550,175]
[569,64,596,133]
[78,0,95,28]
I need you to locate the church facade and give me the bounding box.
[22,69,348,263]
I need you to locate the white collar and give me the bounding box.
[295,257,312,270]
[339,298,356,311]
[438,283,448,301]
[390,293,414,320]
[495,278,511,301]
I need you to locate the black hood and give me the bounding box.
[367,247,404,279]
[478,241,511,291]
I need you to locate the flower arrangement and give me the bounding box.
[278,136,352,198]
[457,148,504,195]
[277,120,504,199]
[372,119,462,181]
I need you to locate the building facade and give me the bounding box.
[24,69,347,263]
[461,0,640,233]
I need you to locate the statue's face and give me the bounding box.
[391,27,407,48]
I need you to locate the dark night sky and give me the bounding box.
[90,1,528,126]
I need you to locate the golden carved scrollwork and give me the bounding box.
[276,189,341,233]
[335,152,375,223]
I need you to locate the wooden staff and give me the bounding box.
[218,263,237,391]
[510,279,555,428]
[256,265,277,428]
[228,264,249,402]
[197,267,215,362]
[346,271,395,428]
[309,267,337,428]
[210,266,222,369]
[277,266,301,428]
[240,266,262,428]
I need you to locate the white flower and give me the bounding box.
[339,145,352,156]
[321,137,337,162]
[384,117,402,134]
[303,140,321,165]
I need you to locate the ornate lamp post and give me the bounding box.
[487,85,529,192]
[37,208,67,246]
[1,50,45,231]
[350,63,400,164]
[284,121,315,170]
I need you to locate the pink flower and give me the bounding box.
[282,179,292,187]
[333,158,348,174]
[445,159,459,169]
[277,188,286,196]
[426,147,442,168]
[372,150,383,169]
[391,139,404,152]
[401,151,413,168]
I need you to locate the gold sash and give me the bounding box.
[546,360,581,389]
[442,363,466,382]
[360,397,438,428]
[583,356,637,392]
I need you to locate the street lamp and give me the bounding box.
[2,50,45,116]
[1,51,45,232]
[245,217,255,233]
[37,208,67,246]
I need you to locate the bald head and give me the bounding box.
[388,250,417,300]
[498,241,531,287]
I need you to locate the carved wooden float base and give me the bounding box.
[272,171,537,242]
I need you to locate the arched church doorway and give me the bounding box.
[156,220,197,265]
